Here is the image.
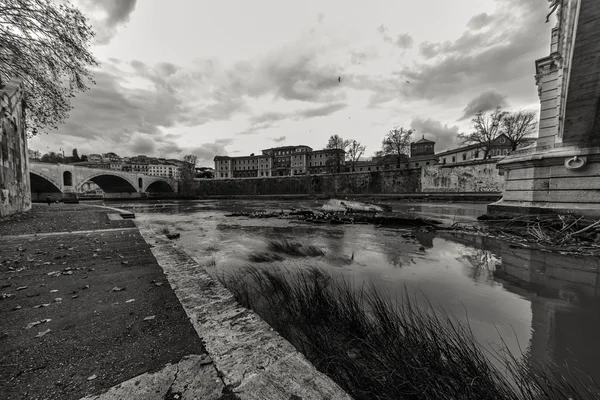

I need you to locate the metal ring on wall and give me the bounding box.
[564,155,586,170]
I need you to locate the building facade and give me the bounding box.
[409,136,438,168]
[214,145,345,179]
[435,134,530,165]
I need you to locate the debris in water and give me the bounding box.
[1,293,15,300]
[87,374,97,381]
[143,315,155,321]
[13,305,22,311]
[16,286,28,291]
[111,287,124,292]
[54,297,62,302]
[125,299,135,303]
[50,289,58,293]
[33,303,50,309]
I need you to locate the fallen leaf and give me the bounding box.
[54,298,62,302]
[121,261,129,265]
[33,303,50,309]
[50,290,58,293]
[125,299,135,303]
[83,285,90,290]
[72,294,79,299]
[26,319,51,329]
[1,293,15,300]
[87,374,97,381]
[62,271,73,275]
[36,329,51,338]
[143,315,155,321]
[111,287,125,292]
[12,305,22,311]
[17,286,28,291]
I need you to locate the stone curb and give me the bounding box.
[136,223,353,400]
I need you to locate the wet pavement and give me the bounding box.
[0,204,206,399]
[115,199,600,382]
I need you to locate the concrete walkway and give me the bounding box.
[0,204,352,399]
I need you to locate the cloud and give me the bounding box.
[377,24,393,43]
[240,103,347,135]
[188,141,231,165]
[402,0,549,102]
[467,12,494,30]
[273,136,286,143]
[129,133,156,154]
[460,90,509,120]
[410,117,461,152]
[75,0,137,45]
[317,13,324,24]
[297,103,346,118]
[395,34,414,49]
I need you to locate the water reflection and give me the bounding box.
[127,199,600,383]
[447,232,600,380]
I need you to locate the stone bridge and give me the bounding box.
[29,162,179,201]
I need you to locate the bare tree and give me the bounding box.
[346,140,366,171]
[458,107,506,159]
[0,0,98,136]
[502,110,537,151]
[326,134,350,173]
[381,127,414,168]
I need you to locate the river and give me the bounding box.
[112,199,600,382]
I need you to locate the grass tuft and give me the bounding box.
[266,239,325,257]
[220,266,600,400]
[159,226,170,235]
[248,252,285,263]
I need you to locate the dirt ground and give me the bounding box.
[0,204,206,399]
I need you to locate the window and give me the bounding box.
[452,156,456,163]
[415,163,419,167]
[500,137,506,143]
[462,154,467,161]
[442,158,446,164]
[426,162,430,166]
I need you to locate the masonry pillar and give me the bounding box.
[489,0,600,216]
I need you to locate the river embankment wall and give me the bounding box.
[421,160,503,193]
[192,169,422,196]
[0,78,30,217]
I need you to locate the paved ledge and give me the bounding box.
[137,223,353,400]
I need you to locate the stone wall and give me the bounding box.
[193,169,421,196]
[0,78,31,217]
[421,161,503,193]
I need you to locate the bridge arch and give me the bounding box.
[30,171,62,193]
[76,172,138,193]
[144,179,175,193]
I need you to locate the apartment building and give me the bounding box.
[214,145,343,179]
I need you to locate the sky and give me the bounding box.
[29,0,555,166]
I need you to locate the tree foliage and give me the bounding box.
[502,110,537,150]
[381,127,414,168]
[72,148,80,162]
[346,140,366,170]
[458,108,506,158]
[0,0,98,136]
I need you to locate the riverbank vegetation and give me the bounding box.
[220,266,600,400]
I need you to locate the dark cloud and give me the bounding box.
[410,117,461,152]
[75,0,137,45]
[403,0,549,102]
[188,141,231,164]
[130,134,156,154]
[460,90,509,120]
[395,34,414,49]
[273,136,286,143]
